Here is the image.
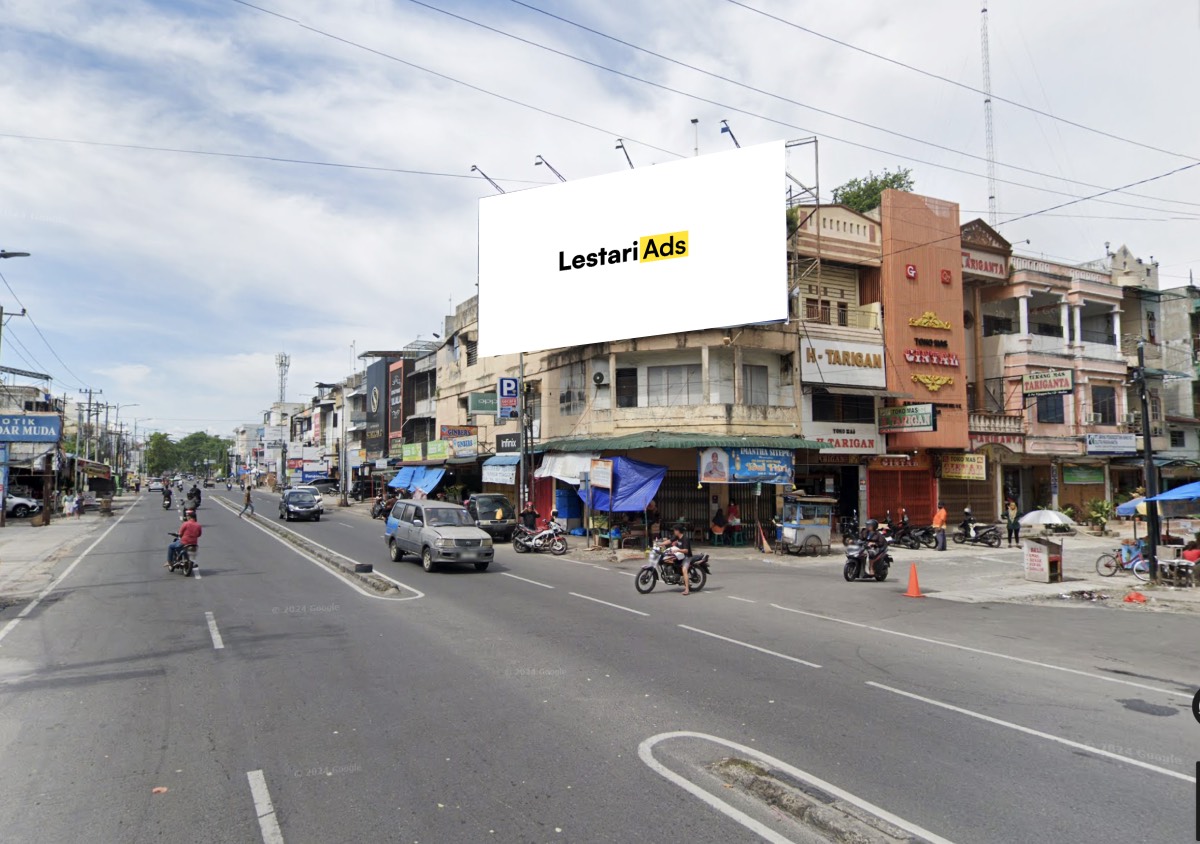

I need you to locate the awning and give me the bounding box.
[535,452,600,485]
[1111,457,1200,468]
[388,465,446,493]
[534,430,829,453]
[816,386,914,399]
[578,457,666,512]
[483,453,521,466]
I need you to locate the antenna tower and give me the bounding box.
[981,3,998,225]
[275,353,290,404]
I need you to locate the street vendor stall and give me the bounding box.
[777,494,837,556]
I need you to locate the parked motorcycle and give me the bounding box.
[371,494,389,519]
[884,510,920,550]
[512,522,568,555]
[843,537,891,581]
[952,517,1002,547]
[908,525,939,549]
[636,540,711,593]
[839,509,861,545]
[166,532,196,577]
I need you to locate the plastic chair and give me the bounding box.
[710,529,726,546]
[730,527,746,547]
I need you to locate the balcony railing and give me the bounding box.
[1078,329,1116,346]
[795,303,880,330]
[969,413,1024,435]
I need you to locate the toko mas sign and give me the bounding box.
[477,142,787,357]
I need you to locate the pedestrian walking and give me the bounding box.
[932,501,948,551]
[239,485,255,518]
[1003,499,1021,547]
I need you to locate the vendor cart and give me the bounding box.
[778,495,837,556]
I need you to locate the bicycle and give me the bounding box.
[1095,541,1150,581]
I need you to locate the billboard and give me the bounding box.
[1022,370,1073,397]
[364,360,388,458]
[698,447,793,485]
[389,360,405,443]
[478,142,786,357]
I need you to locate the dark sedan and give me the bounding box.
[279,490,321,522]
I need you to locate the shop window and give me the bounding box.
[1090,386,1116,425]
[647,364,702,406]
[742,364,768,406]
[559,362,586,416]
[615,368,638,409]
[813,392,874,423]
[1036,394,1064,424]
[982,315,1013,336]
[466,340,478,366]
[1170,429,1185,448]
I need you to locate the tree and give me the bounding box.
[831,167,915,214]
[144,432,177,476]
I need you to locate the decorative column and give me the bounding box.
[701,345,711,404]
[1111,308,1122,348]
[1018,295,1030,336]
[1072,304,1083,350]
[1060,300,1071,353]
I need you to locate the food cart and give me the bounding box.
[778,494,837,556]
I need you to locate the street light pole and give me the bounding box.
[0,250,31,528]
[1135,340,1161,583]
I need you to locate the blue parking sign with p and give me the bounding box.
[497,377,520,420]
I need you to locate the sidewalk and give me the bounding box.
[0,508,116,605]
[585,522,1200,613]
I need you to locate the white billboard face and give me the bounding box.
[478,142,786,357]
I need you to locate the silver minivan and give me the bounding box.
[385,501,494,572]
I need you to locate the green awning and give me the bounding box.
[533,430,830,453]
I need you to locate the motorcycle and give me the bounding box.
[908,525,939,549]
[166,532,196,577]
[512,522,568,555]
[884,510,920,550]
[371,495,392,520]
[839,509,861,545]
[952,519,1002,547]
[843,538,891,582]
[162,494,173,510]
[226,481,232,491]
[636,541,711,593]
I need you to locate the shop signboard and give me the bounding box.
[1022,370,1073,397]
[0,413,62,442]
[799,339,886,388]
[448,436,478,458]
[878,404,935,434]
[1085,433,1136,454]
[389,439,406,458]
[940,453,986,481]
[496,433,521,453]
[497,377,519,421]
[388,360,405,445]
[364,360,388,457]
[468,392,497,415]
[483,463,517,485]
[589,459,613,489]
[440,425,477,440]
[698,447,793,485]
[425,440,448,461]
[402,442,423,462]
[1062,465,1104,485]
[803,421,882,454]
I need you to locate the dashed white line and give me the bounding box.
[501,572,554,589]
[246,769,285,844]
[727,596,756,603]
[338,522,353,528]
[866,681,1196,783]
[568,592,649,617]
[205,611,225,650]
[770,603,1187,699]
[678,624,820,668]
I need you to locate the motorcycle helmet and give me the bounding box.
[865,519,879,531]
[963,507,973,515]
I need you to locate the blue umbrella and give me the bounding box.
[1144,480,1200,502]
[1115,497,1145,517]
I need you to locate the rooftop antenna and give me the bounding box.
[470,165,505,194]
[533,155,566,182]
[719,119,741,149]
[615,139,634,169]
[275,353,290,404]
[980,3,998,225]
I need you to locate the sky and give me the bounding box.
[1,0,1197,441]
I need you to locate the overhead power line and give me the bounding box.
[0,267,88,389]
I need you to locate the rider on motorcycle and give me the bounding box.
[862,519,887,577]
[167,510,202,568]
[163,486,173,506]
[961,507,976,539]
[666,525,695,595]
[187,483,202,507]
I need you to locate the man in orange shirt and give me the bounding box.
[932,501,948,551]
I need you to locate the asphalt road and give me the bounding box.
[0,491,1195,843]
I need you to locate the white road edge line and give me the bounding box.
[728,596,756,603]
[501,572,554,589]
[0,499,137,646]
[205,611,225,650]
[678,625,820,669]
[770,603,1187,700]
[639,731,956,844]
[246,769,286,844]
[866,681,1196,784]
[213,498,424,601]
[568,592,648,616]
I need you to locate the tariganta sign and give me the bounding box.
[699,447,793,485]
[878,404,935,434]
[940,453,986,481]
[0,413,62,442]
[1022,370,1073,397]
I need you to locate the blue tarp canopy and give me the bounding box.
[483,454,521,466]
[577,457,666,512]
[1145,480,1200,502]
[1115,497,1144,517]
[388,466,446,493]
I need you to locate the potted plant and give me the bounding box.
[1085,499,1114,535]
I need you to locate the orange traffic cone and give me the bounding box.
[903,563,925,598]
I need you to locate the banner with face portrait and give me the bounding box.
[697,447,793,485]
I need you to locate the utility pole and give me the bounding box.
[1135,340,1161,582]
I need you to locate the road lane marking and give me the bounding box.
[246,770,285,844]
[213,497,423,601]
[678,625,820,669]
[639,731,956,844]
[866,681,1196,784]
[205,612,225,650]
[728,596,756,603]
[617,571,636,577]
[338,522,353,528]
[501,573,554,589]
[770,603,1188,699]
[0,500,136,646]
[569,592,648,617]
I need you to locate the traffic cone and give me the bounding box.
[904,563,925,598]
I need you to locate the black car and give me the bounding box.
[279,490,321,521]
[306,477,340,496]
[465,493,517,541]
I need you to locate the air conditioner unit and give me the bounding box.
[1087,413,1103,425]
[1124,412,1141,426]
